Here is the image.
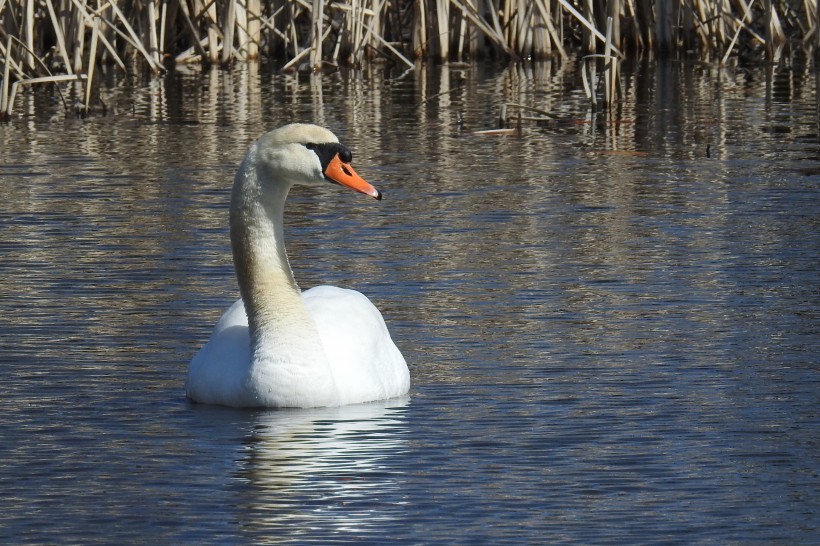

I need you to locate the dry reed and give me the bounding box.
[1,0,818,118]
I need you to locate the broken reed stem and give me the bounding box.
[604,16,617,108]
[159,0,168,58]
[44,0,73,75]
[361,18,415,68]
[7,74,86,115]
[310,0,324,69]
[1,36,87,115]
[147,0,160,64]
[234,0,248,59]
[1,36,11,115]
[722,0,758,64]
[246,0,260,59]
[221,0,236,65]
[85,15,98,112]
[24,0,34,70]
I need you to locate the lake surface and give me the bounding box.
[1,59,818,544]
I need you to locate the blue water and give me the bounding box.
[1,60,818,543]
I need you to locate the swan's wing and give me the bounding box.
[186,299,253,406]
[213,298,249,333]
[302,286,410,404]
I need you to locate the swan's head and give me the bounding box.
[250,123,381,200]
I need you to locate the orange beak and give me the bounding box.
[325,154,382,200]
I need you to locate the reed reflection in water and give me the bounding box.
[0,59,818,544]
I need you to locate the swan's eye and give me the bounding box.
[306,143,354,174]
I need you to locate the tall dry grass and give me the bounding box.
[1,0,818,118]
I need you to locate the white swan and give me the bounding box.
[186,124,410,408]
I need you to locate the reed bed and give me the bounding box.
[1,0,819,118]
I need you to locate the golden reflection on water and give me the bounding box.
[3,59,815,370]
[2,59,815,362]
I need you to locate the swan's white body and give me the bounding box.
[186,124,410,408]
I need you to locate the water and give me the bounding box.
[1,59,818,544]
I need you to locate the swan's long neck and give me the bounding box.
[229,150,338,406]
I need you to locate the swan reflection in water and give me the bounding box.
[206,398,411,538]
